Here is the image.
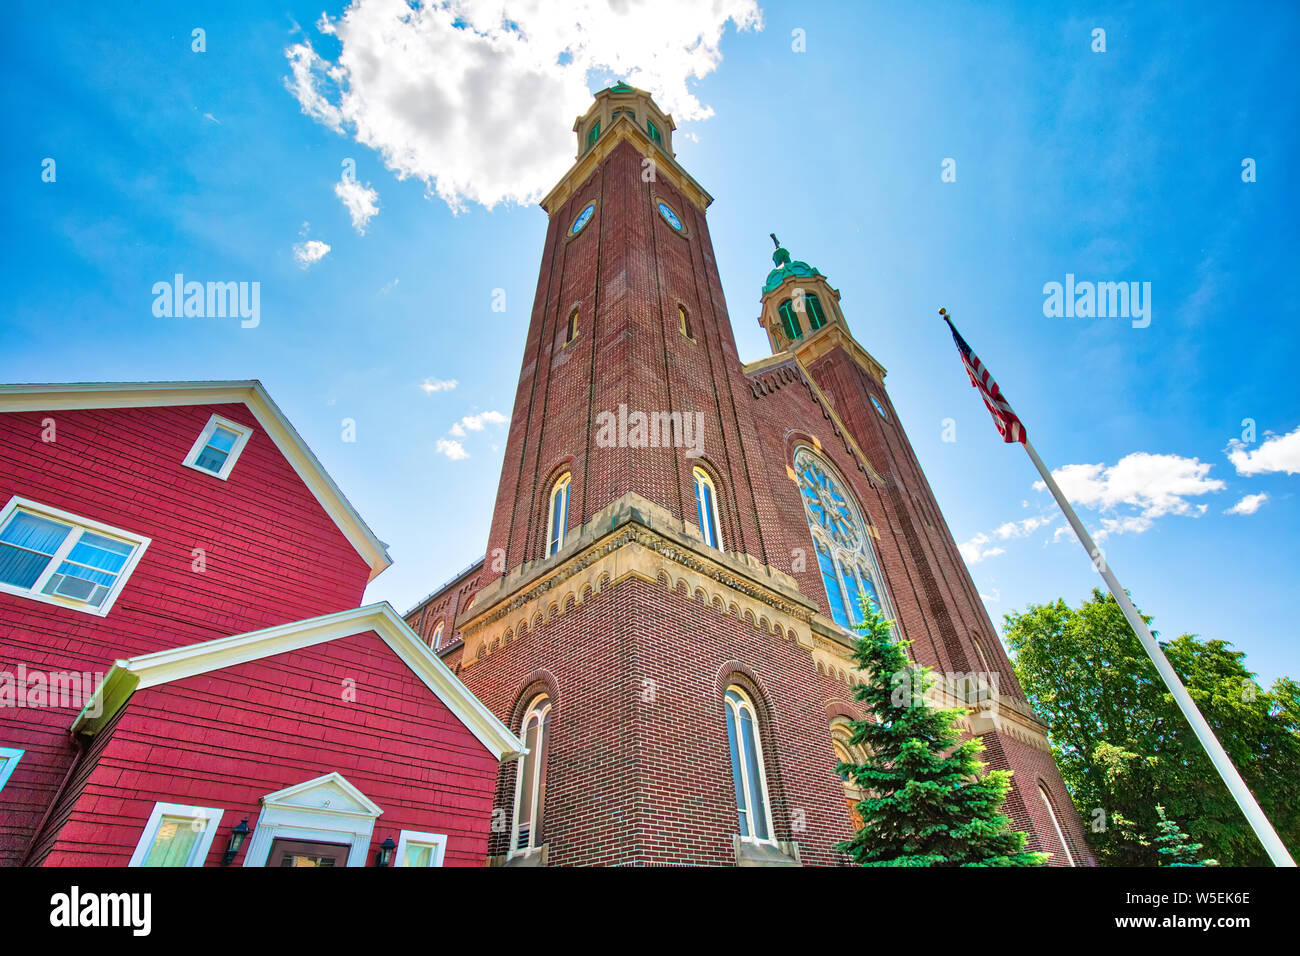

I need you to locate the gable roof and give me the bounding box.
[260,772,383,818]
[71,602,526,761]
[0,380,391,581]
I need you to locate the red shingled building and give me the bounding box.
[0,382,522,867]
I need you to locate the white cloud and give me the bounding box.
[1033,451,1225,540]
[334,176,380,233]
[435,438,469,460]
[420,377,458,394]
[284,0,762,210]
[456,410,508,432]
[1225,492,1269,515]
[1227,426,1300,476]
[293,239,332,268]
[958,513,1055,564]
[449,422,466,437]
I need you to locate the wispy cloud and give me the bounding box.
[1035,452,1224,541]
[293,239,331,268]
[451,410,508,434]
[334,177,380,233]
[435,438,469,460]
[1226,426,1300,476]
[1225,492,1268,515]
[958,514,1056,564]
[419,378,458,394]
[283,0,762,210]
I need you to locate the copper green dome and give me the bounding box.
[762,234,822,295]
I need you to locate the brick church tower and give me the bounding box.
[407,84,1093,866]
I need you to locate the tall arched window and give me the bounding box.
[794,447,892,630]
[724,686,775,844]
[693,466,722,550]
[830,717,868,830]
[564,308,579,345]
[511,694,551,856]
[1038,784,1077,866]
[803,293,827,331]
[778,299,802,341]
[546,473,571,556]
[678,304,691,338]
[430,622,444,650]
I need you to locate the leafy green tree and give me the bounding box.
[1005,589,1300,866]
[1154,805,1218,866]
[836,598,1047,866]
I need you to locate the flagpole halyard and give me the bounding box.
[941,308,1295,866]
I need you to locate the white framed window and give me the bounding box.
[182,413,253,480]
[724,686,776,845]
[546,474,571,557]
[510,694,551,858]
[692,466,723,550]
[0,747,24,792]
[128,802,224,867]
[431,621,445,650]
[1038,784,1077,866]
[395,830,448,867]
[0,496,150,616]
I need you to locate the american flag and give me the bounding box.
[942,310,1026,445]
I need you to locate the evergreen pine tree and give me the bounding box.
[1154,805,1219,866]
[836,598,1048,866]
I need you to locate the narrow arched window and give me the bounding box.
[678,305,691,338]
[724,687,774,844]
[546,474,571,556]
[511,695,552,856]
[693,466,722,550]
[565,308,579,345]
[586,120,600,150]
[794,447,892,630]
[830,717,868,830]
[804,293,827,330]
[778,299,802,340]
[430,622,444,650]
[1038,784,1077,866]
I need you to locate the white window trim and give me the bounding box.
[693,467,723,550]
[726,687,777,847]
[0,496,151,617]
[0,747,24,791]
[395,830,448,867]
[182,413,254,481]
[128,801,224,867]
[509,695,551,860]
[241,772,381,868]
[1038,785,1078,866]
[546,475,571,557]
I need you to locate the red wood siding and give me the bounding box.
[0,401,374,864]
[33,629,499,867]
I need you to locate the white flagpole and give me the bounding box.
[1023,437,1295,866]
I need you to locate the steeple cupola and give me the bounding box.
[757,234,847,354]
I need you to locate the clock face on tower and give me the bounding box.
[657,201,682,231]
[571,203,595,235]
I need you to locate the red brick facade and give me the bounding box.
[407,88,1093,867]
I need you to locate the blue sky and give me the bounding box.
[3,1,1297,685]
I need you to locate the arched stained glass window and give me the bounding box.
[431,622,444,650]
[794,447,892,630]
[724,686,775,844]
